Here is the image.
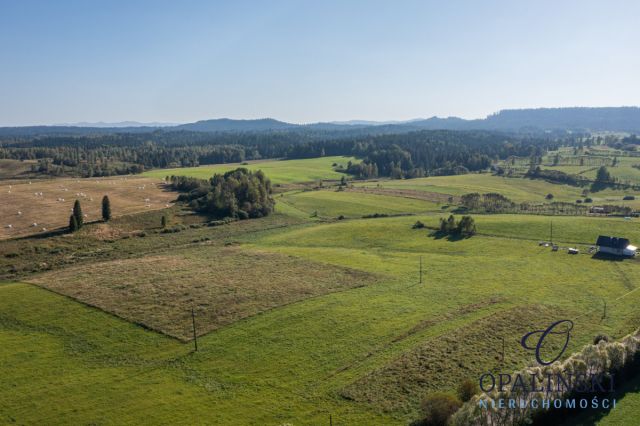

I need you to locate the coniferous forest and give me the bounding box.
[0,128,585,179]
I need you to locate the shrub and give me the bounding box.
[457,379,479,402]
[412,220,426,229]
[337,215,345,220]
[101,195,111,221]
[623,195,635,200]
[363,213,391,219]
[576,199,582,203]
[73,199,84,228]
[584,197,593,203]
[594,334,610,344]
[421,392,462,426]
[450,329,640,426]
[545,193,554,200]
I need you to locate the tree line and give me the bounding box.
[1,128,579,179]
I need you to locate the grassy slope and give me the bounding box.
[0,281,398,425]
[278,189,441,219]
[29,245,377,340]
[3,164,640,424]
[354,174,586,203]
[141,156,357,185]
[0,159,37,179]
[355,173,640,208]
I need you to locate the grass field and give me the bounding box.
[29,245,377,340]
[0,176,175,240]
[355,174,587,202]
[278,188,442,219]
[0,159,37,179]
[355,173,640,207]
[142,156,357,185]
[3,157,640,424]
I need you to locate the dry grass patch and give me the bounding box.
[29,246,377,341]
[340,305,567,414]
[0,176,175,240]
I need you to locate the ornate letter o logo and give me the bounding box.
[520,319,573,366]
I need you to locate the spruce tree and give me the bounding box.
[69,214,78,232]
[102,195,111,221]
[73,200,84,228]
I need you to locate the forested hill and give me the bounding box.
[482,107,640,132]
[0,128,574,178]
[1,107,639,136]
[406,107,640,132]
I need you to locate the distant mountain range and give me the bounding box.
[57,121,180,128]
[2,107,639,136]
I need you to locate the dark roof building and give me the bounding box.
[596,235,637,257]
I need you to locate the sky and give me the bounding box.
[1,0,639,126]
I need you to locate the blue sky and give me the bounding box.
[1,0,639,125]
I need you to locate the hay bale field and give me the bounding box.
[0,176,175,239]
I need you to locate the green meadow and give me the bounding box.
[356,173,640,207]
[278,189,441,219]
[142,156,357,185]
[2,156,640,425]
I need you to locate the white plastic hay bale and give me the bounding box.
[6,224,12,229]
[42,227,47,231]
[17,211,22,216]
[32,222,38,227]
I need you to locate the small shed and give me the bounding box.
[596,236,637,257]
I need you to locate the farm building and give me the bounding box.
[596,235,637,257]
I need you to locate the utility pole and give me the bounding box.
[329,414,333,426]
[191,307,198,352]
[419,256,423,284]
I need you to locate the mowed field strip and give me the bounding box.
[30,246,378,341]
[0,177,175,239]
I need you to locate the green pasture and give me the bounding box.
[354,174,586,203]
[356,173,640,207]
[3,162,640,424]
[278,189,441,218]
[142,156,357,185]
